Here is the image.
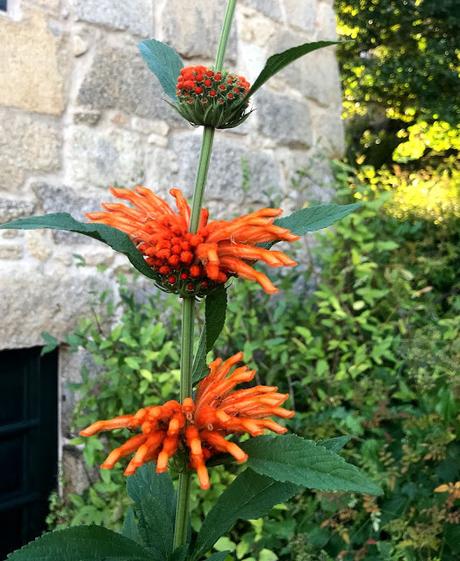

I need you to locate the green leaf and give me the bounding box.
[241,435,382,495]
[126,464,176,560]
[206,553,232,561]
[0,213,156,281]
[192,469,299,560]
[275,203,361,236]
[317,436,351,454]
[121,508,142,546]
[41,331,59,356]
[192,286,228,384]
[249,41,338,96]
[6,525,153,561]
[138,39,183,101]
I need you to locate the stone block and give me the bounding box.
[77,44,181,122]
[0,199,36,224]
[0,109,62,191]
[0,264,110,350]
[283,0,317,33]
[317,0,338,40]
[242,0,283,21]
[67,126,145,188]
[256,89,313,147]
[71,0,154,36]
[267,30,341,106]
[170,133,283,204]
[159,0,237,61]
[311,105,345,157]
[0,8,65,115]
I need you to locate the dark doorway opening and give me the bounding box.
[0,347,58,559]
[0,1,7,13]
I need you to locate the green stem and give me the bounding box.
[214,0,237,71]
[173,0,237,552]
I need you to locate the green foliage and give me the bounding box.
[336,0,460,224]
[138,39,183,101]
[192,470,298,560]
[6,526,152,561]
[0,213,155,280]
[193,285,228,383]
[126,467,176,560]
[274,202,361,236]
[242,435,381,495]
[48,176,459,560]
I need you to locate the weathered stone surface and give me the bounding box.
[0,110,62,191]
[72,0,153,36]
[0,8,65,115]
[159,0,237,61]
[0,264,110,349]
[316,0,338,40]
[0,245,23,260]
[311,105,345,157]
[169,133,283,203]
[73,110,101,126]
[62,447,92,495]
[67,126,145,188]
[77,44,180,122]
[256,89,313,147]
[267,30,341,106]
[238,7,278,48]
[242,0,283,21]
[283,0,316,33]
[0,199,36,223]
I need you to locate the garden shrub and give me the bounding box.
[48,164,460,560]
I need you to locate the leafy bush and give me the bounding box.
[48,164,459,560]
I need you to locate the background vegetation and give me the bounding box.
[47,1,459,560]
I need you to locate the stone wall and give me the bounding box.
[0,0,343,492]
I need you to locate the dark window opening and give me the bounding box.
[0,1,7,13]
[0,347,58,559]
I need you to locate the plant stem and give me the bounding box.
[215,0,237,72]
[173,0,237,551]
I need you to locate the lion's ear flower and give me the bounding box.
[86,186,299,296]
[173,65,252,128]
[80,352,294,490]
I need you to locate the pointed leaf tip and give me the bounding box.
[249,40,339,96]
[138,39,183,100]
[0,213,156,281]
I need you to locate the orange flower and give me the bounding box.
[80,352,294,489]
[174,65,252,128]
[87,186,299,296]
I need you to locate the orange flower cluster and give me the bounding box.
[174,65,252,128]
[176,65,250,105]
[87,186,299,296]
[80,353,294,489]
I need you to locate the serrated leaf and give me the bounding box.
[138,39,183,100]
[121,508,143,546]
[41,331,59,356]
[6,525,152,561]
[0,213,156,280]
[241,435,382,495]
[275,203,361,236]
[192,469,299,560]
[317,435,351,454]
[249,41,338,96]
[192,286,228,384]
[126,465,176,560]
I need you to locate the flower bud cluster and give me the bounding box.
[174,65,251,128]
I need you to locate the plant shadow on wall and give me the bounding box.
[46,163,460,560]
